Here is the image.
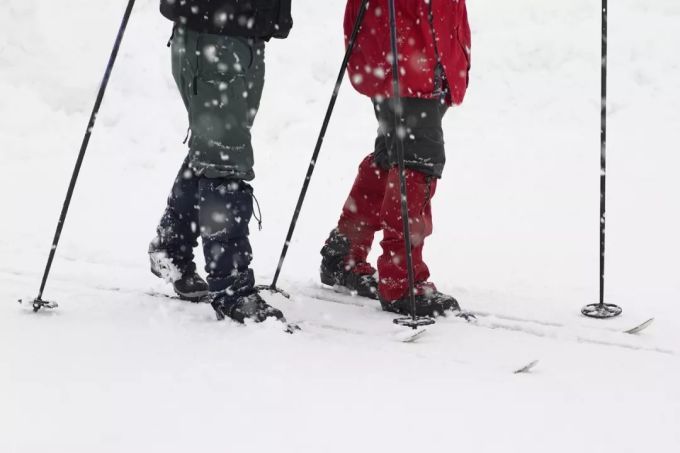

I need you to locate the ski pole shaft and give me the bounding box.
[36,0,136,301]
[599,0,607,307]
[580,0,621,319]
[387,0,418,321]
[269,0,370,290]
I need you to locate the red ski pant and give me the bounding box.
[337,154,437,301]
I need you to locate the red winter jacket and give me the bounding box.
[344,0,471,106]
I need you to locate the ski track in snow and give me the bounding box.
[2,0,680,452]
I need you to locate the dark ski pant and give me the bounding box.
[155,158,255,293]
[171,25,265,180]
[153,25,265,293]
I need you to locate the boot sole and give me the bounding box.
[320,272,379,300]
[174,289,209,303]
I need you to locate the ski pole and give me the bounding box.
[582,0,622,318]
[21,0,136,312]
[387,0,434,329]
[265,0,370,294]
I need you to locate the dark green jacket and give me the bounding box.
[160,0,292,40]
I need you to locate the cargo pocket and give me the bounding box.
[197,35,251,84]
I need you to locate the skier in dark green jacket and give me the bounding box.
[149,0,293,324]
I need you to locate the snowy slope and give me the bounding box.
[2,1,679,452]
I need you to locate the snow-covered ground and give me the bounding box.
[2,1,679,451]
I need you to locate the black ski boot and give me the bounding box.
[211,289,285,324]
[380,288,461,318]
[149,248,209,302]
[320,229,378,299]
[171,272,210,302]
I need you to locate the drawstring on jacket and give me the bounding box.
[251,191,263,231]
[422,176,434,214]
[167,25,176,47]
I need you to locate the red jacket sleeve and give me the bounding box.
[457,0,472,76]
[344,0,359,45]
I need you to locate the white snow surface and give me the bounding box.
[2,1,680,452]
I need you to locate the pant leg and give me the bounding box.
[377,168,438,301]
[325,99,392,274]
[372,97,447,300]
[176,28,265,180]
[152,158,200,273]
[198,178,255,293]
[335,154,389,272]
[166,26,264,291]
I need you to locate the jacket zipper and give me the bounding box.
[427,2,446,100]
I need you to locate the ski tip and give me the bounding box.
[400,328,428,343]
[284,323,302,334]
[624,318,655,335]
[514,360,540,374]
[455,310,477,323]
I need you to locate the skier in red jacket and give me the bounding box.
[320,0,471,317]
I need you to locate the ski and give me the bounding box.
[624,318,655,335]
[291,319,537,373]
[514,360,540,374]
[472,310,655,336]
[310,284,654,336]
[283,321,302,334]
[142,283,654,338]
[298,285,669,355]
[144,290,209,303]
[399,328,428,343]
[293,318,427,343]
